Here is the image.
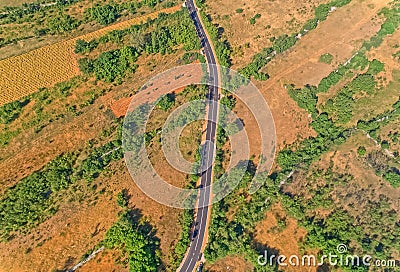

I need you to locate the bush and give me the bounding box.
[236,8,243,13]
[157,93,175,111]
[249,13,261,25]
[48,13,79,34]
[367,59,384,75]
[78,58,94,75]
[319,53,333,64]
[301,18,318,34]
[0,98,30,124]
[383,170,400,188]
[88,4,119,25]
[315,4,330,21]
[116,190,129,208]
[381,140,390,149]
[357,146,366,156]
[272,34,297,53]
[84,46,139,82]
[104,210,160,271]
[240,47,273,80]
[287,84,318,115]
[75,39,98,54]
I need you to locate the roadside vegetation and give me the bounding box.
[76,8,201,82]
[103,207,161,271]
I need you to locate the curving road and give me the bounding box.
[179,1,220,271]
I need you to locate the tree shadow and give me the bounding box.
[59,256,75,272]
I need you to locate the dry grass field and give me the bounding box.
[0,44,193,272]
[206,0,332,70]
[206,255,254,272]
[264,0,388,87]
[0,5,180,106]
[0,0,30,8]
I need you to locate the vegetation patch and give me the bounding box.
[103,208,161,271]
[0,139,123,240]
[319,53,334,64]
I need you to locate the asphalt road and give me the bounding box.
[179,1,220,271]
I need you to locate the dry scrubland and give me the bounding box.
[1,0,399,270]
[0,50,191,271]
[264,0,388,86]
[0,5,180,106]
[207,0,331,69]
[0,5,200,269]
[206,0,399,270]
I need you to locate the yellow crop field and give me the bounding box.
[0,5,181,106]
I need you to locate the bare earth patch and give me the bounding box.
[207,0,331,70]
[206,255,254,272]
[255,203,315,272]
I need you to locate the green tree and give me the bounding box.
[357,146,366,156]
[88,4,119,25]
[157,93,175,111]
[104,210,160,271]
[48,13,79,34]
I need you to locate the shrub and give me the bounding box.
[357,146,367,156]
[272,34,297,53]
[74,39,98,54]
[78,58,94,75]
[157,93,175,111]
[48,13,79,34]
[0,98,30,124]
[88,4,119,25]
[319,53,333,64]
[367,59,384,75]
[381,140,390,149]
